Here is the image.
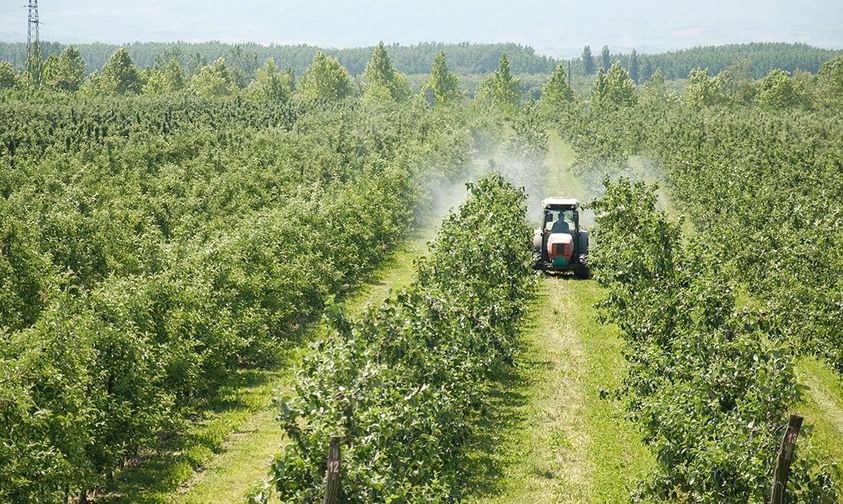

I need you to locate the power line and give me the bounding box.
[26,0,40,84]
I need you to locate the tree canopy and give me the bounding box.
[0,62,16,90]
[296,51,353,102]
[582,45,595,75]
[246,58,294,102]
[43,46,86,92]
[143,59,186,94]
[593,62,637,108]
[540,64,575,113]
[190,58,239,97]
[423,51,461,105]
[362,42,411,103]
[685,68,729,108]
[99,47,142,95]
[756,69,807,109]
[817,56,843,109]
[476,54,521,111]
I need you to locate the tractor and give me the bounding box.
[533,197,589,278]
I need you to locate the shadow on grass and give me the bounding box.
[458,309,550,499]
[96,366,282,504]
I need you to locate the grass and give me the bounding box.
[564,280,655,502]
[463,277,654,504]
[795,357,843,482]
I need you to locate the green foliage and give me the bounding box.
[592,62,637,108]
[296,52,352,103]
[582,45,595,75]
[617,42,843,80]
[422,50,461,105]
[816,55,843,109]
[0,93,477,501]
[362,42,411,104]
[600,45,611,72]
[685,67,729,108]
[645,107,843,377]
[0,61,16,90]
[628,48,640,84]
[246,59,293,102]
[3,41,839,85]
[190,58,239,97]
[476,54,521,112]
[143,58,186,94]
[539,64,575,115]
[553,66,843,498]
[42,46,86,92]
[0,41,560,77]
[0,207,56,333]
[270,174,533,502]
[99,47,143,95]
[641,59,654,82]
[591,178,839,502]
[756,69,808,108]
[640,68,670,104]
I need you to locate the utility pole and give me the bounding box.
[26,0,41,86]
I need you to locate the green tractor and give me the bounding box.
[533,197,589,278]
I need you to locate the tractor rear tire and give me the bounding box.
[575,265,590,279]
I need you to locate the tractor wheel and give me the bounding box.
[574,265,590,279]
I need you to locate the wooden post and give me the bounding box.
[321,436,341,504]
[770,414,803,504]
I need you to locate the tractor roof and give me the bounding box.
[542,197,579,208]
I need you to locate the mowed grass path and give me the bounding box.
[463,277,654,504]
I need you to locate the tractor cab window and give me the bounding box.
[544,208,576,233]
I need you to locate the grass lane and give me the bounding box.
[464,277,655,504]
[795,357,843,488]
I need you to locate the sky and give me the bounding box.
[2,0,842,57]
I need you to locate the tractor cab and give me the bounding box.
[533,198,589,277]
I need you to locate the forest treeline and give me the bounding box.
[1,40,840,81]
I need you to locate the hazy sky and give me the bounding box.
[2,0,842,56]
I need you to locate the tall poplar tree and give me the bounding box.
[476,54,520,111]
[423,51,461,105]
[540,64,575,113]
[629,49,640,84]
[0,62,16,90]
[362,42,410,103]
[601,45,611,72]
[582,45,595,75]
[100,47,142,95]
[43,46,85,92]
[296,52,353,102]
[593,62,637,108]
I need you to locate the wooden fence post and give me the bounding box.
[770,414,803,504]
[322,436,341,504]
